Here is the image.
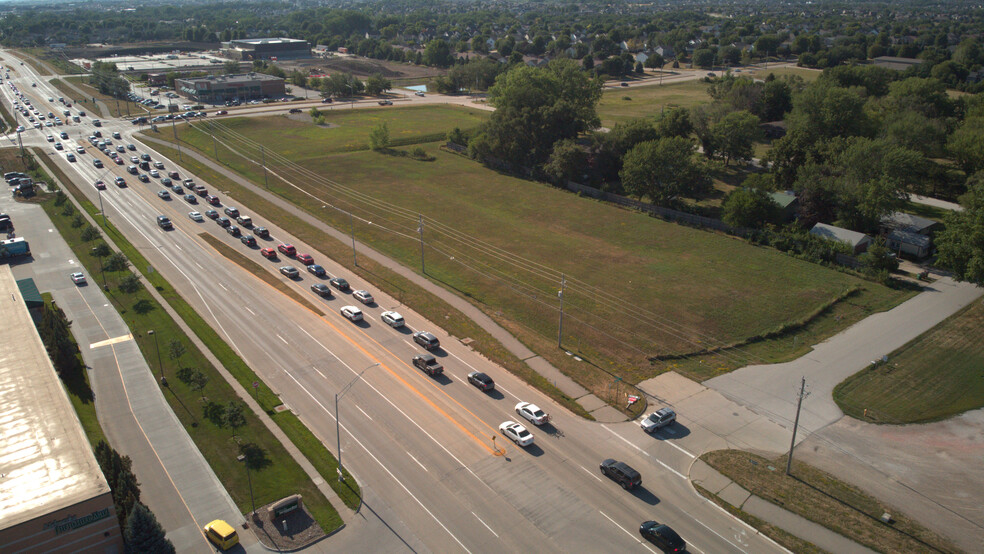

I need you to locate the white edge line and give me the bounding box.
[356,405,373,421]
[471,511,498,538]
[598,511,657,553]
[579,465,604,483]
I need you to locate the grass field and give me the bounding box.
[902,199,952,223]
[597,79,711,127]
[744,65,822,83]
[148,107,910,397]
[702,450,959,553]
[834,299,984,423]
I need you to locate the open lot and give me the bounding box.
[153,105,908,394]
[597,79,711,127]
[834,299,984,423]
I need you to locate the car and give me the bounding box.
[137,174,149,183]
[70,272,86,285]
[171,184,183,193]
[321,98,333,104]
[202,519,239,550]
[182,178,195,188]
[188,211,203,221]
[340,305,363,322]
[157,190,171,199]
[130,156,139,163]
[196,188,209,198]
[216,110,228,115]
[378,100,393,106]
[46,134,53,142]
[288,108,302,114]
[226,225,241,237]
[306,264,326,277]
[140,153,151,161]
[184,194,197,204]
[380,311,404,328]
[640,408,676,433]
[127,165,138,175]
[412,331,440,350]
[127,143,136,151]
[279,266,299,278]
[66,153,76,162]
[467,372,495,391]
[153,161,164,169]
[205,194,220,206]
[600,459,642,490]
[14,126,23,133]
[216,216,231,227]
[54,142,63,150]
[353,290,374,305]
[329,276,349,291]
[113,157,123,165]
[76,146,85,154]
[295,253,314,265]
[115,177,127,187]
[149,169,160,178]
[415,91,425,97]
[515,402,550,426]
[499,421,534,446]
[168,170,179,179]
[156,215,173,230]
[160,176,172,186]
[94,180,106,190]
[278,243,296,256]
[311,283,332,297]
[205,209,219,219]
[412,353,443,375]
[253,226,269,238]
[240,234,256,247]
[260,247,277,259]
[620,82,629,87]
[116,145,126,153]
[112,131,121,139]
[93,159,103,168]
[639,521,686,553]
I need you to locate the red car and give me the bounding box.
[94,180,106,190]
[168,170,179,179]
[113,157,123,165]
[260,248,277,259]
[216,110,228,115]
[278,243,296,257]
[206,195,220,206]
[296,253,314,265]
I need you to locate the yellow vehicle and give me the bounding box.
[203,519,239,550]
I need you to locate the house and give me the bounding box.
[635,52,649,64]
[769,191,799,222]
[809,223,873,254]
[880,212,939,236]
[885,229,932,258]
[655,45,675,59]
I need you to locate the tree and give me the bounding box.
[223,60,240,75]
[722,188,780,228]
[543,139,588,185]
[760,77,794,121]
[883,111,947,157]
[124,503,175,554]
[95,441,141,529]
[692,48,715,69]
[711,110,761,165]
[167,340,186,368]
[947,117,984,176]
[754,35,782,59]
[225,401,247,439]
[364,73,391,96]
[859,239,899,279]
[937,173,984,285]
[368,122,390,150]
[619,137,710,205]
[189,370,209,399]
[423,39,454,68]
[118,273,141,294]
[656,108,693,139]
[105,252,130,272]
[81,225,101,242]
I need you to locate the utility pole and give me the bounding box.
[349,209,357,267]
[417,214,425,274]
[558,275,566,348]
[171,117,182,160]
[260,145,269,188]
[786,376,808,475]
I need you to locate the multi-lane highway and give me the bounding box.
[1,51,786,553]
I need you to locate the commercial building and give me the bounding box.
[222,38,311,61]
[0,267,123,553]
[174,73,285,103]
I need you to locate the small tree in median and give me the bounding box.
[225,401,247,440]
[369,122,390,151]
[105,252,130,272]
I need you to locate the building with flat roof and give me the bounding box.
[175,72,285,103]
[222,37,311,60]
[0,267,123,553]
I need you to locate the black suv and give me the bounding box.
[467,372,494,391]
[639,521,685,552]
[600,459,641,490]
[156,215,172,230]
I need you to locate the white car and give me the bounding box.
[515,402,550,426]
[640,408,676,433]
[353,289,374,305]
[188,211,203,222]
[70,272,86,285]
[499,421,534,446]
[340,305,363,322]
[380,311,404,328]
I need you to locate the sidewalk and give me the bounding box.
[138,131,626,422]
[691,459,877,554]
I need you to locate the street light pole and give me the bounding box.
[148,329,165,384]
[558,274,566,348]
[349,209,357,267]
[335,362,380,481]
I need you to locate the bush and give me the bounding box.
[71,213,86,228]
[54,191,67,206]
[61,203,75,217]
[118,273,141,294]
[81,225,101,242]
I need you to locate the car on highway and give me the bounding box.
[94,180,106,190]
[340,305,363,322]
[329,276,349,291]
[380,311,404,328]
[127,165,139,175]
[160,177,172,186]
[114,177,127,187]
[153,161,164,169]
[171,184,183,193]
[640,408,676,434]
[126,143,135,151]
[116,145,126,153]
[600,459,641,490]
[46,134,53,142]
[253,226,270,239]
[66,153,76,162]
[215,110,228,115]
[279,266,299,279]
[288,108,302,114]
[188,211,203,221]
[184,194,197,204]
[639,521,685,552]
[156,215,173,230]
[260,247,278,259]
[140,153,151,161]
[70,272,87,285]
[378,100,393,106]
[515,402,550,426]
[204,210,219,219]
[93,159,103,168]
[311,283,332,297]
[168,170,179,179]
[216,217,231,227]
[75,146,85,154]
[278,243,296,256]
[137,174,150,183]
[113,156,124,165]
[353,290,374,305]
[412,331,440,350]
[306,264,326,277]
[296,253,314,265]
[158,190,171,200]
[415,91,425,97]
[499,421,534,446]
[467,372,495,392]
[240,234,256,247]
[54,142,63,150]
[112,131,121,139]
[226,225,241,237]
[129,156,139,163]
[412,353,443,376]
[149,169,159,178]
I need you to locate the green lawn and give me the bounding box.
[834,299,984,423]
[597,79,711,127]
[902,199,952,223]
[152,109,910,393]
[744,66,822,83]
